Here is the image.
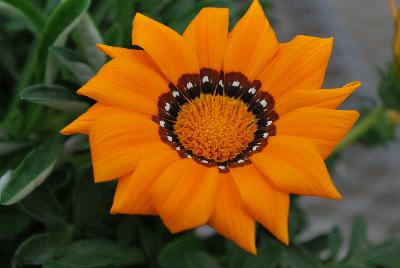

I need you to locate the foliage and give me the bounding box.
[0,0,399,267]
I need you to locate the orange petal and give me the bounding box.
[251,135,341,199]
[96,44,163,76]
[275,81,361,115]
[258,35,333,98]
[223,0,278,81]
[208,173,256,254]
[132,13,199,85]
[230,164,289,245]
[275,107,360,159]
[150,159,219,233]
[60,103,129,135]
[78,58,169,116]
[183,8,228,71]
[111,149,180,215]
[89,112,169,182]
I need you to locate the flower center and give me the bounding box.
[174,94,258,163]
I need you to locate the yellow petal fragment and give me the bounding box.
[132,13,199,85]
[183,7,229,71]
[78,59,169,116]
[111,150,180,215]
[223,0,278,81]
[60,104,129,135]
[96,44,162,74]
[230,164,289,245]
[258,35,333,98]
[89,112,168,182]
[252,135,341,199]
[151,159,220,233]
[275,81,361,115]
[208,173,256,255]
[275,107,360,159]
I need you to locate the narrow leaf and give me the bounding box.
[158,236,220,268]
[19,185,66,225]
[53,239,145,267]
[0,210,32,240]
[73,14,105,70]
[36,0,91,79]
[49,46,95,84]
[20,84,89,113]
[15,232,68,265]
[0,0,44,34]
[348,216,367,256]
[0,136,63,205]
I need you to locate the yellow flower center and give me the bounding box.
[174,94,258,163]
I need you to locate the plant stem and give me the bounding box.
[333,107,385,153]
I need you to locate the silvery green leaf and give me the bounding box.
[0,136,63,205]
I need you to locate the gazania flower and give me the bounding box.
[61,0,360,254]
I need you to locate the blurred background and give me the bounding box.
[272,0,400,241]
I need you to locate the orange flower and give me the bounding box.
[61,0,360,254]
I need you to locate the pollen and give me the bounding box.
[174,94,258,163]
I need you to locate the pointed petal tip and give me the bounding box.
[59,127,70,135]
[345,81,362,88]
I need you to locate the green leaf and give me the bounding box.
[158,236,220,268]
[358,240,400,266]
[0,136,63,205]
[226,240,249,268]
[0,209,32,240]
[19,185,66,225]
[288,196,308,238]
[112,0,135,47]
[14,232,68,265]
[327,226,342,261]
[135,220,163,268]
[0,0,44,34]
[116,219,137,246]
[73,176,107,229]
[52,239,145,267]
[73,14,105,70]
[284,246,324,268]
[0,141,31,157]
[301,233,329,254]
[348,216,367,257]
[36,0,91,79]
[20,84,89,113]
[45,168,71,192]
[243,236,284,268]
[49,46,96,84]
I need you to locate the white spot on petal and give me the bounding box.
[252,146,259,151]
[187,154,192,158]
[267,120,273,126]
[248,87,256,94]
[263,133,269,138]
[160,121,165,127]
[219,80,224,87]
[201,159,208,163]
[167,136,173,142]
[176,146,181,151]
[172,91,179,97]
[165,103,171,111]
[202,76,209,83]
[186,82,193,89]
[260,99,267,107]
[232,80,240,87]
[218,165,226,170]
[237,159,245,164]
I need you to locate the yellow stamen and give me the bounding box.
[174,94,257,163]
